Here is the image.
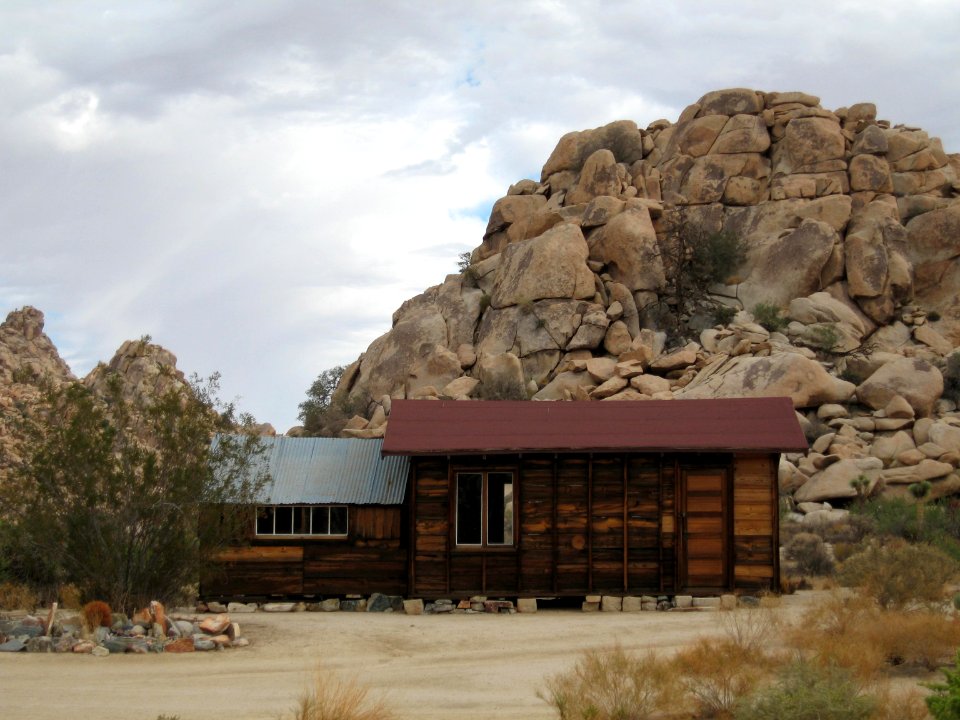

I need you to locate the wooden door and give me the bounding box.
[680,470,729,590]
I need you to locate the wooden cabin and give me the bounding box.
[203,436,409,599]
[381,398,807,598]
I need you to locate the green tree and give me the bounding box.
[3,374,269,613]
[659,215,746,334]
[299,365,363,437]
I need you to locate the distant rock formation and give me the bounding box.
[331,87,960,512]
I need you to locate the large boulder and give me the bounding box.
[491,224,595,309]
[541,120,644,179]
[676,352,855,408]
[737,219,840,309]
[794,457,883,503]
[587,208,665,291]
[856,357,944,417]
[566,149,621,205]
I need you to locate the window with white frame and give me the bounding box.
[255,505,348,537]
[455,471,514,547]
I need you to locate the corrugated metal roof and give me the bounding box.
[220,435,408,505]
[382,397,808,455]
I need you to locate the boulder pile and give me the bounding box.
[0,604,249,654]
[324,88,960,514]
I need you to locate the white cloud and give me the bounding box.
[1,0,958,430]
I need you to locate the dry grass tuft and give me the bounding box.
[291,667,395,720]
[0,581,37,611]
[868,685,931,720]
[788,590,960,677]
[539,645,678,720]
[673,638,774,718]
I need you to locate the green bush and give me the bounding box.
[785,533,834,576]
[752,302,787,332]
[713,305,737,326]
[851,496,960,561]
[735,660,874,720]
[837,538,958,609]
[806,324,840,352]
[927,649,960,720]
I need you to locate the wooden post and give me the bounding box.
[44,602,57,636]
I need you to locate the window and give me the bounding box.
[455,471,514,547]
[255,505,348,537]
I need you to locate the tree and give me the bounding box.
[3,373,269,613]
[658,214,746,335]
[298,365,361,437]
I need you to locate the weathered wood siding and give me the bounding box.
[204,505,406,598]
[732,454,779,590]
[408,452,778,598]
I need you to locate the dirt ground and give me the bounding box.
[0,592,827,720]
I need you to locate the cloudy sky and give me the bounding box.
[1,1,957,431]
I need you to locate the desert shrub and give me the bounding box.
[927,649,960,720]
[862,610,960,671]
[734,659,875,720]
[0,581,37,611]
[786,533,835,576]
[851,496,960,561]
[717,606,779,655]
[540,646,677,720]
[752,302,787,332]
[870,686,932,720]
[456,250,472,272]
[713,305,737,326]
[806,324,840,352]
[291,667,395,720]
[81,600,113,631]
[787,593,887,680]
[59,584,83,610]
[673,638,772,718]
[838,539,958,609]
[832,542,860,564]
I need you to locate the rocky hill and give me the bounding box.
[329,87,960,519]
[0,308,253,484]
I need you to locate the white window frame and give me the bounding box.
[254,505,349,538]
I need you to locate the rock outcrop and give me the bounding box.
[331,87,960,513]
[0,307,75,475]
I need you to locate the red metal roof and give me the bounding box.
[382,397,808,455]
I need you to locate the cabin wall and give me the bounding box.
[409,452,778,598]
[732,454,780,591]
[203,505,406,598]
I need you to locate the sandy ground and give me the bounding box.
[1,592,827,720]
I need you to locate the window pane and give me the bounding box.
[456,473,483,545]
[487,473,513,545]
[330,506,348,535]
[311,507,329,535]
[256,507,274,535]
[274,506,294,534]
[293,506,308,534]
